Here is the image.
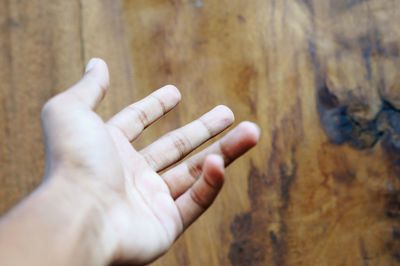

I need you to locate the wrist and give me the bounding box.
[41,176,118,266]
[0,175,118,266]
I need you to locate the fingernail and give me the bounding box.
[85,58,98,73]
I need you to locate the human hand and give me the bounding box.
[40,58,260,265]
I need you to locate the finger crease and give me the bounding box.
[187,161,203,180]
[127,105,149,129]
[198,117,213,137]
[203,173,220,190]
[150,94,167,113]
[190,188,207,210]
[143,153,159,170]
[171,132,192,158]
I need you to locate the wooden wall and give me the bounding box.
[1,0,399,265]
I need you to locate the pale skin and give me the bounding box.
[0,58,260,266]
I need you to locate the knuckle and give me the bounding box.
[143,152,159,170]
[187,161,202,180]
[190,188,208,209]
[171,132,192,157]
[127,105,148,127]
[198,117,213,136]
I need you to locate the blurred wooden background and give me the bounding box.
[1,0,400,265]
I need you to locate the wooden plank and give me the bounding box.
[0,0,133,213]
[0,0,399,265]
[122,1,400,265]
[0,0,83,213]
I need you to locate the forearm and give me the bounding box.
[0,177,116,266]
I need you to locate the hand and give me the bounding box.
[40,58,260,265]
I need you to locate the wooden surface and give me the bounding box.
[1,0,400,265]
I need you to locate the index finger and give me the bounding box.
[107,85,181,141]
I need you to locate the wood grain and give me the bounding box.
[1,0,400,265]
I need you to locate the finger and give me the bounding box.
[175,154,224,229]
[163,121,260,199]
[140,105,234,171]
[107,85,181,141]
[67,58,110,109]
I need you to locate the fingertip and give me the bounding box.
[205,154,225,169]
[204,154,225,187]
[214,105,235,124]
[163,84,182,102]
[85,58,98,73]
[85,57,109,80]
[66,58,110,109]
[85,58,108,73]
[84,58,109,86]
[237,121,261,146]
[152,85,182,111]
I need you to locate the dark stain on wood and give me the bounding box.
[279,149,298,208]
[237,65,258,114]
[359,238,370,266]
[393,227,400,240]
[317,87,363,147]
[270,148,298,266]
[269,230,284,266]
[228,165,268,266]
[332,166,356,184]
[229,212,266,266]
[394,250,400,262]
[229,106,302,265]
[380,117,400,178]
[329,0,371,13]
[390,224,400,262]
[314,62,400,150]
[237,15,246,24]
[300,0,314,14]
[359,35,373,81]
[385,191,400,219]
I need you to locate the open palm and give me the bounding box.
[41,59,259,265]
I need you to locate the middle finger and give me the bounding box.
[140,105,234,171]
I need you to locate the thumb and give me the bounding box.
[67,58,110,109]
